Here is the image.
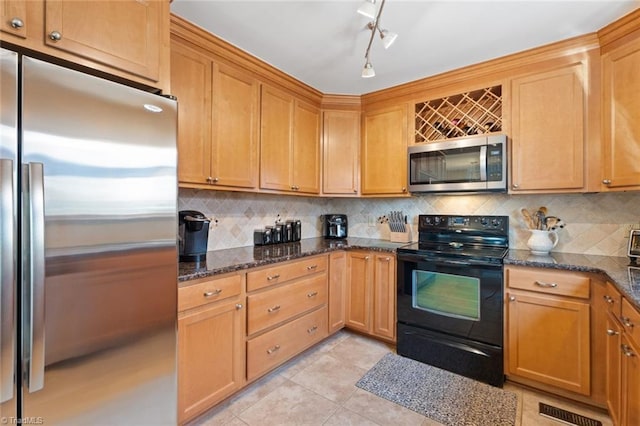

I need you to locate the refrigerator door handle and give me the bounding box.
[0,159,15,403]
[26,162,45,393]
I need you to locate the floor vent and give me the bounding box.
[539,402,603,426]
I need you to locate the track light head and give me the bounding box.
[357,0,377,19]
[362,61,375,78]
[380,29,398,49]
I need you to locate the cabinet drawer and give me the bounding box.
[179,274,242,312]
[622,298,640,347]
[506,267,590,299]
[603,281,622,318]
[247,255,327,292]
[247,306,328,381]
[247,273,327,335]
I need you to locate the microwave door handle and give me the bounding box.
[0,159,15,403]
[479,145,487,181]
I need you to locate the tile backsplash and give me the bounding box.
[179,188,639,257]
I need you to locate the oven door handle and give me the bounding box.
[397,253,501,268]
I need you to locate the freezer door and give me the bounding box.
[0,48,18,421]
[21,56,177,424]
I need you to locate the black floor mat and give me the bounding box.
[539,402,603,426]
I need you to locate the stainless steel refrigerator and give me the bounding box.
[1,48,177,424]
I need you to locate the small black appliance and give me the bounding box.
[179,210,210,262]
[322,214,348,239]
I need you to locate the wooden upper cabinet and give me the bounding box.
[361,104,408,196]
[260,84,320,194]
[322,110,360,195]
[510,61,586,192]
[292,101,321,193]
[260,85,294,191]
[170,42,212,185]
[601,35,640,191]
[171,39,259,190]
[0,1,28,39]
[44,0,162,82]
[211,63,259,189]
[0,0,169,90]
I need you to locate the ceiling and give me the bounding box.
[170,1,639,96]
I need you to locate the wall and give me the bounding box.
[179,188,639,257]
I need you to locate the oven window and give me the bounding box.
[412,270,480,321]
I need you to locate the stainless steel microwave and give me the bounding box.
[408,134,507,193]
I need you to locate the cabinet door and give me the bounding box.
[605,312,622,426]
[361,105,408,195]
[328,251,347,333]
[178,300,245,423]
[323,110,360,195]
[601,36,640,190]
[510,62,585,191]
[621,334,640,426]
[0,0,28,39]
[507,291,590,395]
[292,101,320,193]
[44,0,163,82]
[211,63,259,189]
[345,252,372,332]
[372,254,395,341]
[170,42,212,185]
[260,85,293,191]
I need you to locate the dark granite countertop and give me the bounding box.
[178,239,640,311]
[178,237,407,284]
[505,249,640,310]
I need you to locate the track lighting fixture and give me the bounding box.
[358,0,397,78]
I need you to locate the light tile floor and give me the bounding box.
[187,330,612,426]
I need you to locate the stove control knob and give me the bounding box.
[480,217,488,226]
[492,218,500,227]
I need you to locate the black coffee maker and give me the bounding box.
[179,210,210,262]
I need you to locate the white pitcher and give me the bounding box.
[526,229,559,255]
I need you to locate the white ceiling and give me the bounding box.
[170,0,639,95]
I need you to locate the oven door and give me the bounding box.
[397,253,503,346]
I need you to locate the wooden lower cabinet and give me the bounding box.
[178,278,245,424]
[621,333,640,426]
[345,251,396,341]
[247,306,328,381]
[505,266,591,396]
[328,251,347,333]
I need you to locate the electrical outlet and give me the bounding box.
[367,214,376,227]
[209,216,219,227]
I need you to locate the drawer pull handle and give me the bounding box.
[621,317,635,328]
[603,295,615,304]
[267,274,280,281]
[621,344,636,357]
[266,345,281,355]
[267,305,281,313]
[49,31,62,41]
[307,291,318,298]
[10,18,24,29]
[606,329,619,336]
[235,304,243,310]
[307,265,318,271]
[307,325,318,334]
[203,289,222,298]
[534,280,558,288]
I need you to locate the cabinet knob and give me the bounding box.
[267,305,281,313]
[211,177,219,183]
[10,18,24,29]
[235,303,243,310]
[307,291,318,298]
[602,179,612,185]
[353,189,357,193]
[401,187,407,193]
[49,31,62,41]
[603,295,615,304]
[266,274,280,281]
[509,296,516,301]
[621,317,635,329]
[621,344,636,357]
[606,329,619,336]
[266,344,281,355]
[512,184,519,189]
[364,256,370,261]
